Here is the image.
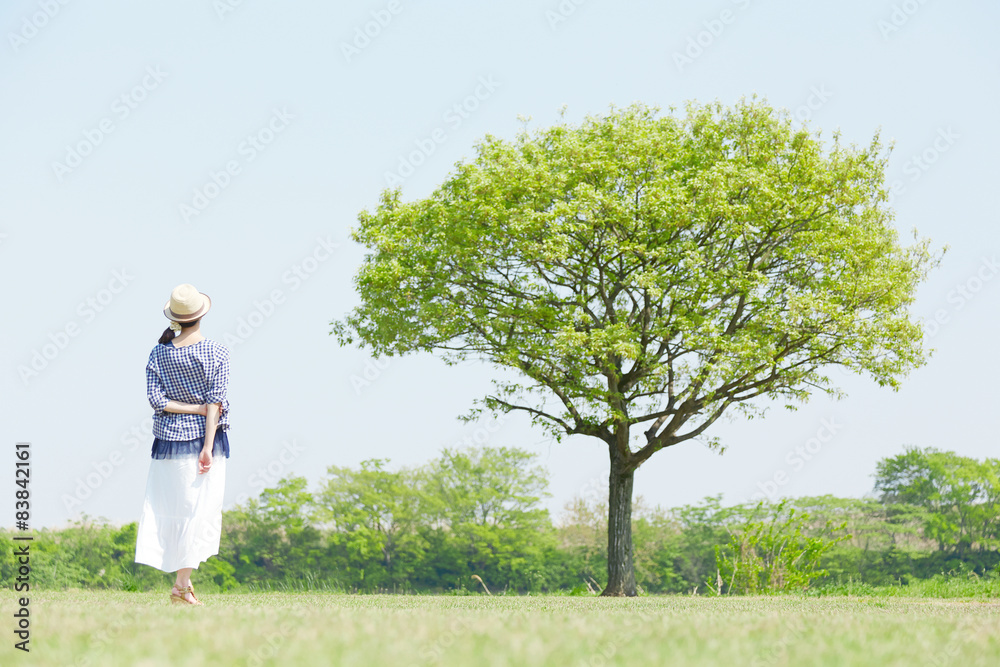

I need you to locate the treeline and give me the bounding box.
[3,446,998,594]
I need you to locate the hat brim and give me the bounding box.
[163,293,212,322]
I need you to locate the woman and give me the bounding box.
[135,283,231,605]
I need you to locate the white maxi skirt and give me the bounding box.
[135,456,227,572]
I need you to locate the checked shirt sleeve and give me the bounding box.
[205,344,230,406]
[146,349,168,415]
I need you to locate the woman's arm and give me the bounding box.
[148,353,206,416]
[198,402,221,474]
[146,356,169,415]
[199,344,229,474]
[163,401,208,415]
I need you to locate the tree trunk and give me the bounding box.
[602,444,637,596]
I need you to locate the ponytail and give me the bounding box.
[157,319,199,345]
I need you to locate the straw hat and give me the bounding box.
[163,284,212,323]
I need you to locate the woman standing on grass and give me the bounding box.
[135,283,231,605]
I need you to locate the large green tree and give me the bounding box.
[333,100,938,595]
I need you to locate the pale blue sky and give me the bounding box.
[2,0,998,528]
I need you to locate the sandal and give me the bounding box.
[170,584,203,606]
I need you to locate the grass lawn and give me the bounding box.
[2,591,998,666]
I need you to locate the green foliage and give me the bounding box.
[666,496,743,593]
[199,557,238,591]
[811,568,1000,599]
[712,501,849,595]
[221,476,326,586]
[553,494,608,590]
[303,446,563,593]
[313,460,428,589]
[421,446,556,593]
[874,447,1000,553]
[7,447,998,598]
[333,99,941,593]
[423,446,550,529]
[0,519,165,591]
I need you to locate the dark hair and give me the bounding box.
[158,319,199,345]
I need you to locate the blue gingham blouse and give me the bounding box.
[146,339,231,442]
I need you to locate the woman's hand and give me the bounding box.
[199,402,221,475]
[198,447,212,474]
